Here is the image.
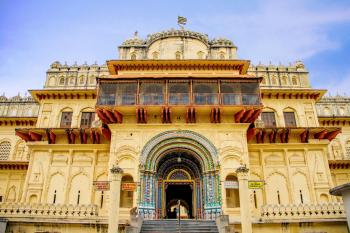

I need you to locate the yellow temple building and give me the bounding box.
[0,27,349,233]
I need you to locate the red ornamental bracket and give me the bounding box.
[186,107,196,123]
[101,125,111,141]
[161,107,172,124]
[300,129,309,143]
[136,108,147,124]
[234,109,245,123]
[80,129,88,144]
[15,131,32,142]
[210,108,221,123]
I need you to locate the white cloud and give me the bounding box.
[196,0,350,64]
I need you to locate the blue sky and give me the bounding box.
[1,0,350,96]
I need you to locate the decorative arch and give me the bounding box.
[138,130,221,219]
[6,186,16,202]
[140,130,218,171]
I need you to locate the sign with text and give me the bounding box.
[93,181,110,191]
[224,181,239,189]
[248,180,264,189]
[121,182,137,191]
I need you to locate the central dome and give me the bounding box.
[118,28,237,60]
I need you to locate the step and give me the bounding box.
[140,220,219,233]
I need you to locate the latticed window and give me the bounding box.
[140,82,164,105]
[261,112,277,127]
[284,112,297,127]
[168,81,189,105]
[116,82,137,105]
[0,141,11,160]
[193,81,218,105]
[346,141,350,158]
[98,83,117,105]
[60,112,73,128]
[80,112,95,128]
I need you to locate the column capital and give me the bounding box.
[236,164,249,174]
[110,164,124,181]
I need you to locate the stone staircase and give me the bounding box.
[140,219,219,233]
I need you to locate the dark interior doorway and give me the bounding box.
[165,184,193,219]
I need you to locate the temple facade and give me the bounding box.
[0,28,349,233]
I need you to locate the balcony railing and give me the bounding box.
[260,203,346,221]
[0,203,99,218]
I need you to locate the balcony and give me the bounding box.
[97,79,261,107]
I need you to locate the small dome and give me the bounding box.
[50,61,61,69]
[122,31,146,47]
[210,37,235,47]
[295,60,305,70]
[0,94,7,101]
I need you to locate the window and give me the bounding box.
[116,82,137,105]
[175,51,181,60]
[131,53,136,60]
[284,112,297,127]
[219,52,225,60]
[193,82,218,105]
[197,51,204,59]
[79,76,85,85]
[281,76,287,85]
[292,76,298,85]
[346,141,350,158]
[152,52,159,60]
[98,83,117,105]
[261,112,277,127]
[140,82,164,105]
[168,82,189,105]
[120,175,134,208]
[59,77,65,85]
[0,141,11,160]
[60,112,73,128]
[225,175,240,208]
[80,112,95,128]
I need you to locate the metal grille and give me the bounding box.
[0,141,11,160]
[60,112,73,128]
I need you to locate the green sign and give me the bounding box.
[248,180,264,189]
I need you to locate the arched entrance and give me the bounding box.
[138,131,222,219]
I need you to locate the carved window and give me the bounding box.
[60,112,73,128]
[59,77,65,85]
[292,76,298,85]
[197,51,204,59]
[271,76,277,85]
[152,52,159,60]
[120,175,134,208]
[80,112,95,128]
[346,141,350,158]
[281,76,287,85]
[261,112,277,127]
[79,76,85,85]
[339,107,346,116]
[175,51,181,60]
[131,53,136,60]
[219,52,225,60]
[283,112,297,127]
[0,141,11,160]
[225,175,240,208]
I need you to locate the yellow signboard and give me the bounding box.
[248,180,264,189]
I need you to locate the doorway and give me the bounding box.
[165,184,193,219]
